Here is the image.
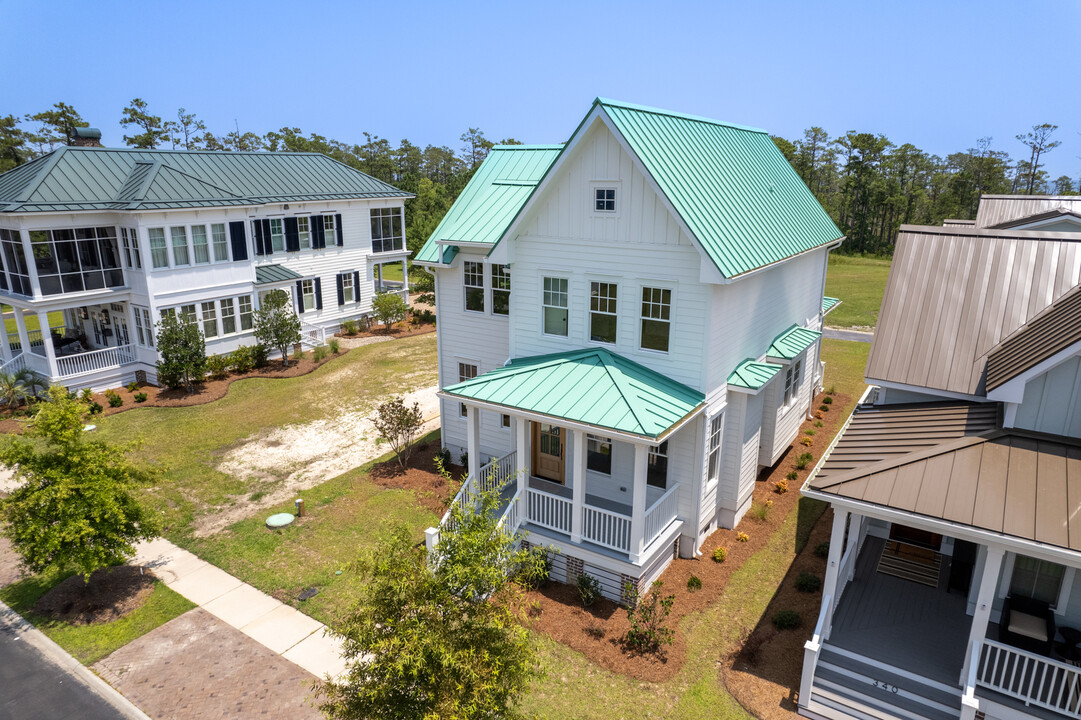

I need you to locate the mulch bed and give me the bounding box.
[336,319,435,341]
[33,565,155,625]
[520,390,850,683]
[368,439,466,516]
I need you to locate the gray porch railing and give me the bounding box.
[55,343,135,378]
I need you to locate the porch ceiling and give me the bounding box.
[441,347,704,439]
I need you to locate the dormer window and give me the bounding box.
[594,187,616,212]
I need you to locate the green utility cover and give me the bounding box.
[266,512,295,529]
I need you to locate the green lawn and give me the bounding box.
[0,306,65,336]
[93,334,438,541]
[824,255,892,330]
[0,571,194,665]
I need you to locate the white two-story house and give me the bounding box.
[799,196,1081,720]
[417,99,843,602]
[0,130,411,390]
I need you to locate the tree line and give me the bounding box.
[0,99,520,259]
[771,122,1070,254]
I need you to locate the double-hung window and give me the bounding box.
[200,301,218,338]
[179,304,197,323]
[491,264,510,315]
[370,207,403,252]
[464,261,484,312]
[297,217,311,250]
[121,228,142,269]
[170,227,190,266]
[707,414,723,484]
[542,277,568,336]
[300,279,316,311]
[133,305,154,347]
[340,272,355,304]
[458,363,478,417]
[269,219,285,253]
[211,223,229,261]
[784,359,803,406]
[191,225,211,264]
[220,298,237,334]
[590,281,617,344]
[648,441,669,489]
[640,287,671,352]
[323,215,336,246]
[586,435,612,474]
[1010,556,1066,606]
[148,228,169,268]
[238,295,254,331]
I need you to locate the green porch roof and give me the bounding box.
[0,146,410,213]
[442,347,704,438]
[727,359,783,390]
[255,264,302,284]
[767,325,822,360]
[822,296,841,315]
[415,145,562,264]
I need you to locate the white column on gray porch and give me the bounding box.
[0,321,11,362]
[629,442,648,564]
[822,507,850,637]
[961,546,1005,682]
[36,311,56,375]
[12,309,30,359]
[465,403,480,480]
[514,417,529,478]
[571,428,586,542]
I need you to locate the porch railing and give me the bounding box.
[9,328,45,355]
[55,344,135,378]
[799,593,832,711]
[299,321,326,349]
[0,352,26,374]
[976,639,1081,719]
[582,505,631,552]
[429,449,522,553]
[644,483,680,547]
[526,488,573,535]
[478,451,517,493]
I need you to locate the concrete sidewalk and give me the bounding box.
[134,538,348,680]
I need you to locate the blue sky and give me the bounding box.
[4,0,1079,181]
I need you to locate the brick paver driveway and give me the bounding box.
[94,608,323,719]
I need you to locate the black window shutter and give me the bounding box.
[312,217,325,249]
[335,214,344,247]
[353,271,361,303]
[295,280,305,314]
[229,221,248,261]
[261,219,272,254]
[252,219,265,256]
[284,217,300,252]
[314,277,323,310]
[336,274,344,306]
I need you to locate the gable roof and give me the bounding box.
[975,195,1081,229]
[0,146,409,213]
[985,283,1081,391]
[865,225,1081,396]
[440,347,704,439]
[987,206,1081,230]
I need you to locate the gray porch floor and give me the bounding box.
[828,535,971,686]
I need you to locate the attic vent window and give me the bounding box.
[594,187,616,212]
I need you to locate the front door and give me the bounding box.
[532,423,564,484]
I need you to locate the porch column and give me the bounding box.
[822,507,850,637]
[12,309,30,359]
[514,417,529,477]
[36,311,57,377]
[401,259,409,304]
[961,546,1005,683]
[571,429,586,543]
[0,321,10,362]
[629,443,648,563]
[17,230,40,298]
[466,403,480,480]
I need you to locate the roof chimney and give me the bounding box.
[72,128,102,147]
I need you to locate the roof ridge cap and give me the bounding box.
[154,162,244,198]
[15,147,67,203]
[595,97,768,134]
[595,349,651,436]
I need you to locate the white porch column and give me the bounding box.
[515,417,529,477]
[629,443,648,563]
[12,309,30,359]
[571,429,586,542]
[821,507,850,637]
[466,404,480,480]
[961,546,1005,683]
[36,311,57,377]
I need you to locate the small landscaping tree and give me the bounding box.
[253,289,302,367]
[413,267,435,306]
[371,397,424,469]
[317,465,545,720]
[0,387,161,583]
[372,291,408,332]
[155,311,207,393]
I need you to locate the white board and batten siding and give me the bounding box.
[1013,355,1081,437]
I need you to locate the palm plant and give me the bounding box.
[0,368,48,410]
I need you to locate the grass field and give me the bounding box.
[0,305,65,336]
[824,255,892,330]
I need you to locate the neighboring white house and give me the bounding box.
[799,197,1081,720]
[417,98,844,602]
[0,130,411,390]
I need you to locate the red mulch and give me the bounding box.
[520,391,850,682]
[33,565,155,625]
[368,440,467,516]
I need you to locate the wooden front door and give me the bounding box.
[532,422,564,484]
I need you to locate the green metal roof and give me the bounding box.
[442,347,704,439]
[0,146,410,213]
[767,325,822,360]
[255,263,303,284]
[415,145,562,264]
[727,359,783,390]
[596,98,843,278]
[822,296,841,315]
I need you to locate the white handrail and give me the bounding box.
[0,352,26,375]
[55,344,135,378]
[526,488,573,534]
[644,483,680,547]
[799,592,832,710]
[976,638,1081,718]
[582,504,631,552]
[961,641,981,720]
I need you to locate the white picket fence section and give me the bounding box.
[55,344,135,378]
[975,639,1081,718]
[582,505,631,552]
[644,483,680,547]
[526,488,573,534]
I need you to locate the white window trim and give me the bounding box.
[705,412,724,489]
[999,551,1074,613]
[457,360,479,417]
[586,434,613,475]
[590,180,621,217]
[783,355,804,409]
[587,278,619,346]
[540,275,571,339]
[160,294,256,339]
[463,260,485,314]
[637,282,675,356]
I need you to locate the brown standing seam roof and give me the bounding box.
[986,284,1081,391]
[865,225,1081,396]
[975,195,1081,228]
[809,428,1081,553]
[815,402,999,482]
[987,207,1081,230]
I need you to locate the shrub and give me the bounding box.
[826,385,836,395]
[435,447,452,468]
[87,401,103,415]
[813,541,830,558]
[712,546,727,563]
[126,382,139,393]
[253,288,302,367]
[805,428,816,436]
[687,575,702,592]
[796,572,822,593]
[800,436,813,446]
[372,292,408,332]
[577,573,602,607]
[252,344,270,369]
[230,345,255,374]
[104,388,119,400]
[737,531,749,542]
[293,347,306,362]
[795,452,813,470]
[517,546,550,590]
[623,581,675,653]
[371,397,424,469]
[814,420,824,428]
[584,623,604,639]
[107,394,123,408]
[786,470,798,481]
[156,312,207,393]
[814,410,823,419]
[749,501,770,521]
[341,319,358,335]
[819,404,830,412]
[823,396,833,405]
[134,392,148,403]
[771,610,801,630]
[206,354,230,381]
[459,450,468,468]
[328,338,340,354]
[80,388,94,403]
[774,478,789,494]
[313,346,329,362]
